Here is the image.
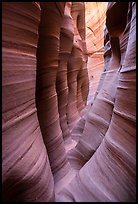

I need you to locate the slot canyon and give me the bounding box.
[2,2,136,202]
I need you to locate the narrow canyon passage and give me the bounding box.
[2,2,136,202]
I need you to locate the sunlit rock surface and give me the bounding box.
[2,2,136,202]
[85,2,108,103]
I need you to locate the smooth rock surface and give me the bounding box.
[2,3,55,202]
[57,2,136,202]
[2,2,136,202]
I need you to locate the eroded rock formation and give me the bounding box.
[2,3,55,202]
[36,2,71,183]
[56,2,74,142]
[67,2,89,132]
[2,2,136,202]
[57,2,136,202]
[85,2,108,103]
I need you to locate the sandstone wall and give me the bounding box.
[57,2,136,201]
[2,3,55,201]
[85,2,108,103]
[2,2,136,202]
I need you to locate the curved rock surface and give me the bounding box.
[57,2,136,202]
[2,2,136,202]
[36,2,71,183]
[2,2,54,202]
[85,2,108,103]
[67,2,89,132]
[57,2,74,142]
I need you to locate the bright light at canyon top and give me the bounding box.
[85,2,108,103]
[85,2,108,54]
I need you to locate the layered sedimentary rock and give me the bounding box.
[67,2,89,132]
[36,2,72,182]
[57,2,136,202]
[56,2,74,142]
[2,3,55,202]
[85,2,108,103]
[66,2,89,143]
[2,2,136,202]
[68,18,129,170]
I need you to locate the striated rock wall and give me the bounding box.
[85,2,108,103]
[57,2,74,142]
[2,2,88,201]
[2,3,55,202]
[57,2,136,202]
[36,2,71,183]
[2,2,136,202]
[66,2,89,132]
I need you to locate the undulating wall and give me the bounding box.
[2,2,136,202]
[2,3,55,202]
[57,2,136,201]
[85,2,108,103]
[36,2,71,184]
